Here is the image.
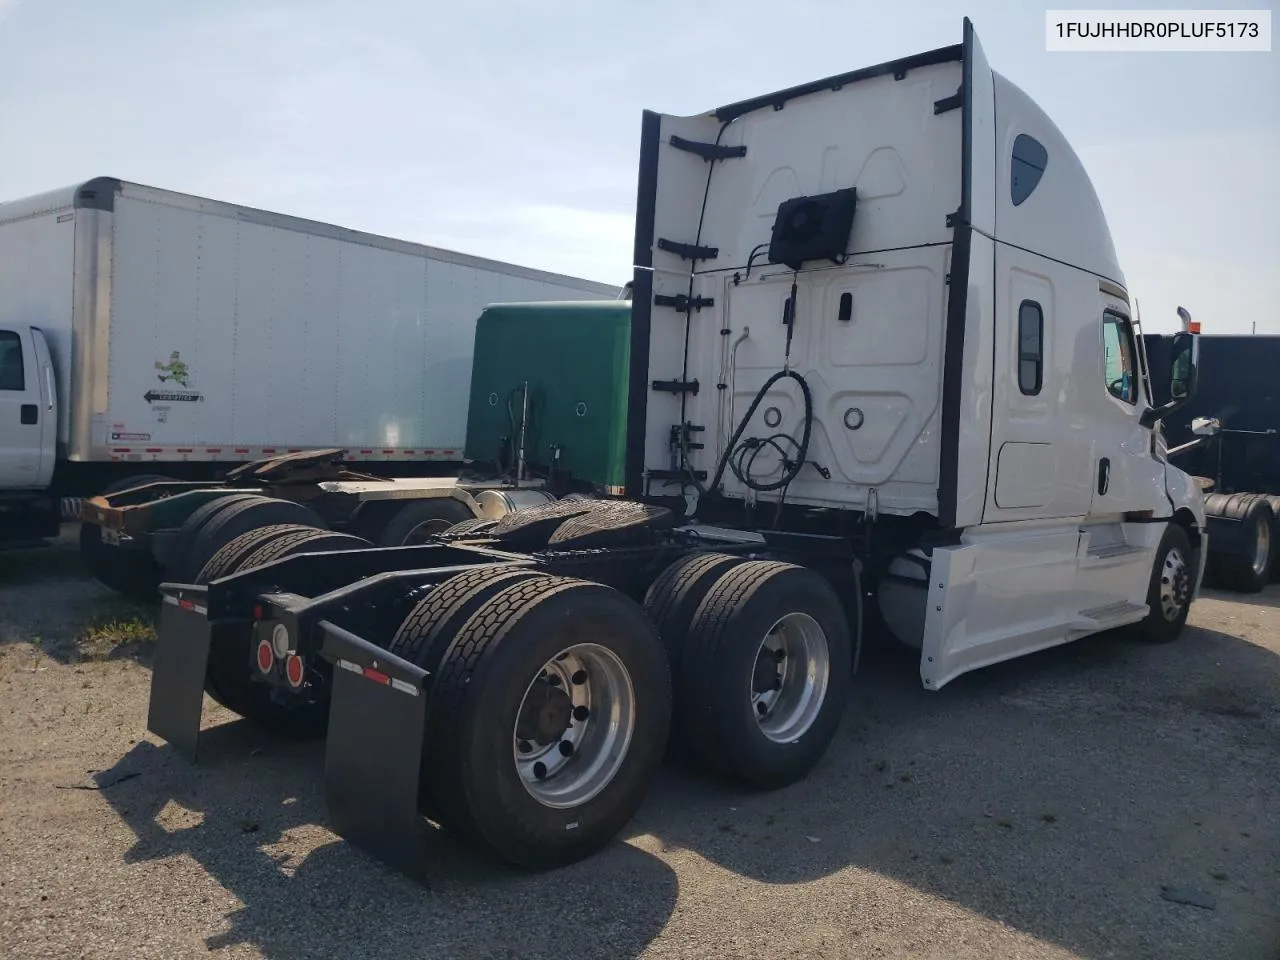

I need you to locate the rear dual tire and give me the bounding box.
[675,560,853,789]
[198,525,372,736]
[1204,493,1274,594]
[391,572,671,869]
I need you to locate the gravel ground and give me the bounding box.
[1,528,1277,960]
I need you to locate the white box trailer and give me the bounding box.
[0,178,617,541]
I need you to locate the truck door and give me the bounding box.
[1088,303,1168,519]
[0,327,55,490]
[983,248,1094,522]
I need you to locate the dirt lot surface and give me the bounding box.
[1,529,1277,960]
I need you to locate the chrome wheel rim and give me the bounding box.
[750,612,830,743]
[1159,546,1191,622]
[514,643,635,809]
[1252,519,1271,578]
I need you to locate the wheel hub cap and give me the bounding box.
[1254,520,1271,577]
[516,680,573,746]
[751,612,831,744]
[513,643,635,809]
[1159,546,1190,621]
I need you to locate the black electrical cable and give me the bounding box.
[741,242,770,282]
[711,369,813,493]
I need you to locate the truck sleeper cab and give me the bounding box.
[142,19,1207,877]
[630,18,1206,684]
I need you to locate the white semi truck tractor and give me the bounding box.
[140,19,1207,875]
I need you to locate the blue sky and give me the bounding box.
[1,0,1276,333]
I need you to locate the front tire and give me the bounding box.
[1130,523,1194,644]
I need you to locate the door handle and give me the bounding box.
[1097,457,1110,496]
[20,404,37,425]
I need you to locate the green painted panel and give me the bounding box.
[464,301,630,489]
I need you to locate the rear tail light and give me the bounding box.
[256,639,274,674]
[270,624,290,659]
[284,654,305,688]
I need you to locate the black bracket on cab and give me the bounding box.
[652,379,700,395]
[669,422,706,451]
[669,135,747,161]
[933,88,962,114]
[654,293,715,312]
[648,468,708,482]
[658,238,719,262]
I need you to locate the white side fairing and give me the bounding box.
[634,53,965,516]
[920,26,1177,689]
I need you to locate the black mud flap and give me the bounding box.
[146,587,213,759]
[320,621,430,877]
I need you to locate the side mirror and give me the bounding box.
[1167,331,1198,400]
[1140,330,1199,428]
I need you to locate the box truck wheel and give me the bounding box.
[642,552,746,670]
[388,567,554,821]
[376,498,475,546]
[173,496,327,584]
[421,576,671,868]
[79,473,175,600]
[1130,524,1194,644]
[678,561,852,789]
[199,527,372,735]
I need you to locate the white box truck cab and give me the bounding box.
[628,18,1207,685]
[141,20,1208,875]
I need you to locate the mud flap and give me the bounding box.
[146,589,213,759]
[319,621,430,876]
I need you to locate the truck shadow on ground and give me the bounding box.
[93,611,1280,960]
[96,725,680,960]
[1201,584,1280,610]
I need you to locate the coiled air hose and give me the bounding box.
[710,368,814,493]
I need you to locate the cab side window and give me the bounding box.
[1102,312,1137,404]
[0,331,25,391]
